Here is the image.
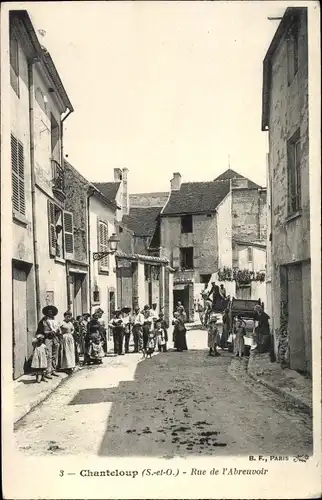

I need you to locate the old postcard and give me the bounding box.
[1,1,321,498]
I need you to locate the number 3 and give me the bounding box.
[60,470,64,477]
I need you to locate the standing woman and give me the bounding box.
[60,311,76,374]
[172,312,188,352]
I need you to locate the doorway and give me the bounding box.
[69,273,86,318]
[287,263,305,372]
[236,284,251,300]
[173,282,194,321]
[12,265,28,379]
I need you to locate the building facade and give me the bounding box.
[88,186,119,325]
[8,10,73,378]
[160,170,266,320]
[64,161,90,317]
[262,7,311,374]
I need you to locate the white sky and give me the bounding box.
[14,1,289,193]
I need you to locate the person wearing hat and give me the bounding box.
[121,307,132,354]
[207,314,220,357]
[150,303,158,323]
[95,308,108,355]
[130,305,145,353]
[36,305,61,378]
[109,310,125,355]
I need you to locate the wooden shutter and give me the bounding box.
[11,134,25,216]
[172,247,180,268]
[63,211,74,260]
[47,200,56,256]
[98,221,109,272]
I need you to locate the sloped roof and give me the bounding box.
[214,168,261,189]
[92,182,120,202]
[161,180,231,216]
[123,207,161,237]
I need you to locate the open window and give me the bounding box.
[181,214,193,233]
[180,247,194,270]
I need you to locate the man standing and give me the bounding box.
[95,308,107,355]
[36,305,60,379]
[122,307,132,353]
[150,303,158,324]
[131,306,144,353]
[109,310,125,355]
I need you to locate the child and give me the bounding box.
[207,314,221,357]
[155,320,166,352]
[159,312,168,352]
[234,318,246,357]
[31,334,48,383]
[144,329,156,359]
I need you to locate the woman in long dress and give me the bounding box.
[172,313,188,352]
[59,311,76,374]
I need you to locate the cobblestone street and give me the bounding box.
[15,329,312,457]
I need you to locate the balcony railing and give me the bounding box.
[51,160,65,199]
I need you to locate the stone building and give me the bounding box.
[160,169,266,320]
[64,161,90,317]
[5,10,73,378]
[261,7,311,374]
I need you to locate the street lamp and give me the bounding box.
[93,233,120,261]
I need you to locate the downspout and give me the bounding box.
[87,187,95,315]
[28,61,41,322]
[61,108,73,311]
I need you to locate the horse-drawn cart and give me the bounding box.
[227,298,262,354]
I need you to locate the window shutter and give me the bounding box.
[11,134,25,215]
[63,211,74,260]
[98,221,109,272]
[47,200,56,257]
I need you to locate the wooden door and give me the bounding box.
[74,276,83,318]
[288,264,305,372]
[236,285,251,300]
[12,266,28,379]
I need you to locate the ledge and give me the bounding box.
[13,211,28,227]
[284,210,302,224]
[55,257,66,265]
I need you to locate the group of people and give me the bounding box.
[205,304,271,358]
[30,302,190,383]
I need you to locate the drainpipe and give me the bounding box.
[28,61,41,322]
[61,108,73,311]
[87,187,95,315]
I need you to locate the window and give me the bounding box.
[181,214,193,233]
[119,227,123,233]
[200,273,211,284]
[180,247,194,270]
[50,114,60,162]
[247,247,253,262]
[287,21,300,84]
[48,200,74,259]
[287,129,301,214]
[98,220,109,272]
[10,35,19,96]
[11,134,25,216]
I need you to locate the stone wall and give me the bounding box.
[267,11,310,373]
[64,162,88,264]
[231,188,265,243]
[129,192,169,208]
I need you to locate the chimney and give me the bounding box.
[114,168,122,182]
[170,172,181,191]
[122,167,129,215]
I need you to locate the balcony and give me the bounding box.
[51,160,66,202]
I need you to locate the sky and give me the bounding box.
[13,1,289,193]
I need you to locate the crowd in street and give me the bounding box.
[29,279,271,384]
[29,302,189,383]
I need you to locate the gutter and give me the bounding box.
[28,61,41,321]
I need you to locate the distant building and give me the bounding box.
[160,169,266,320]
[261,7,310,374]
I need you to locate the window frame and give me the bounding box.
[10,34,20,97]
[180,247,194,270]
[181,214,193,234]
[287,129,301,216]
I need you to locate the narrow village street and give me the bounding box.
[15,328,312,458]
